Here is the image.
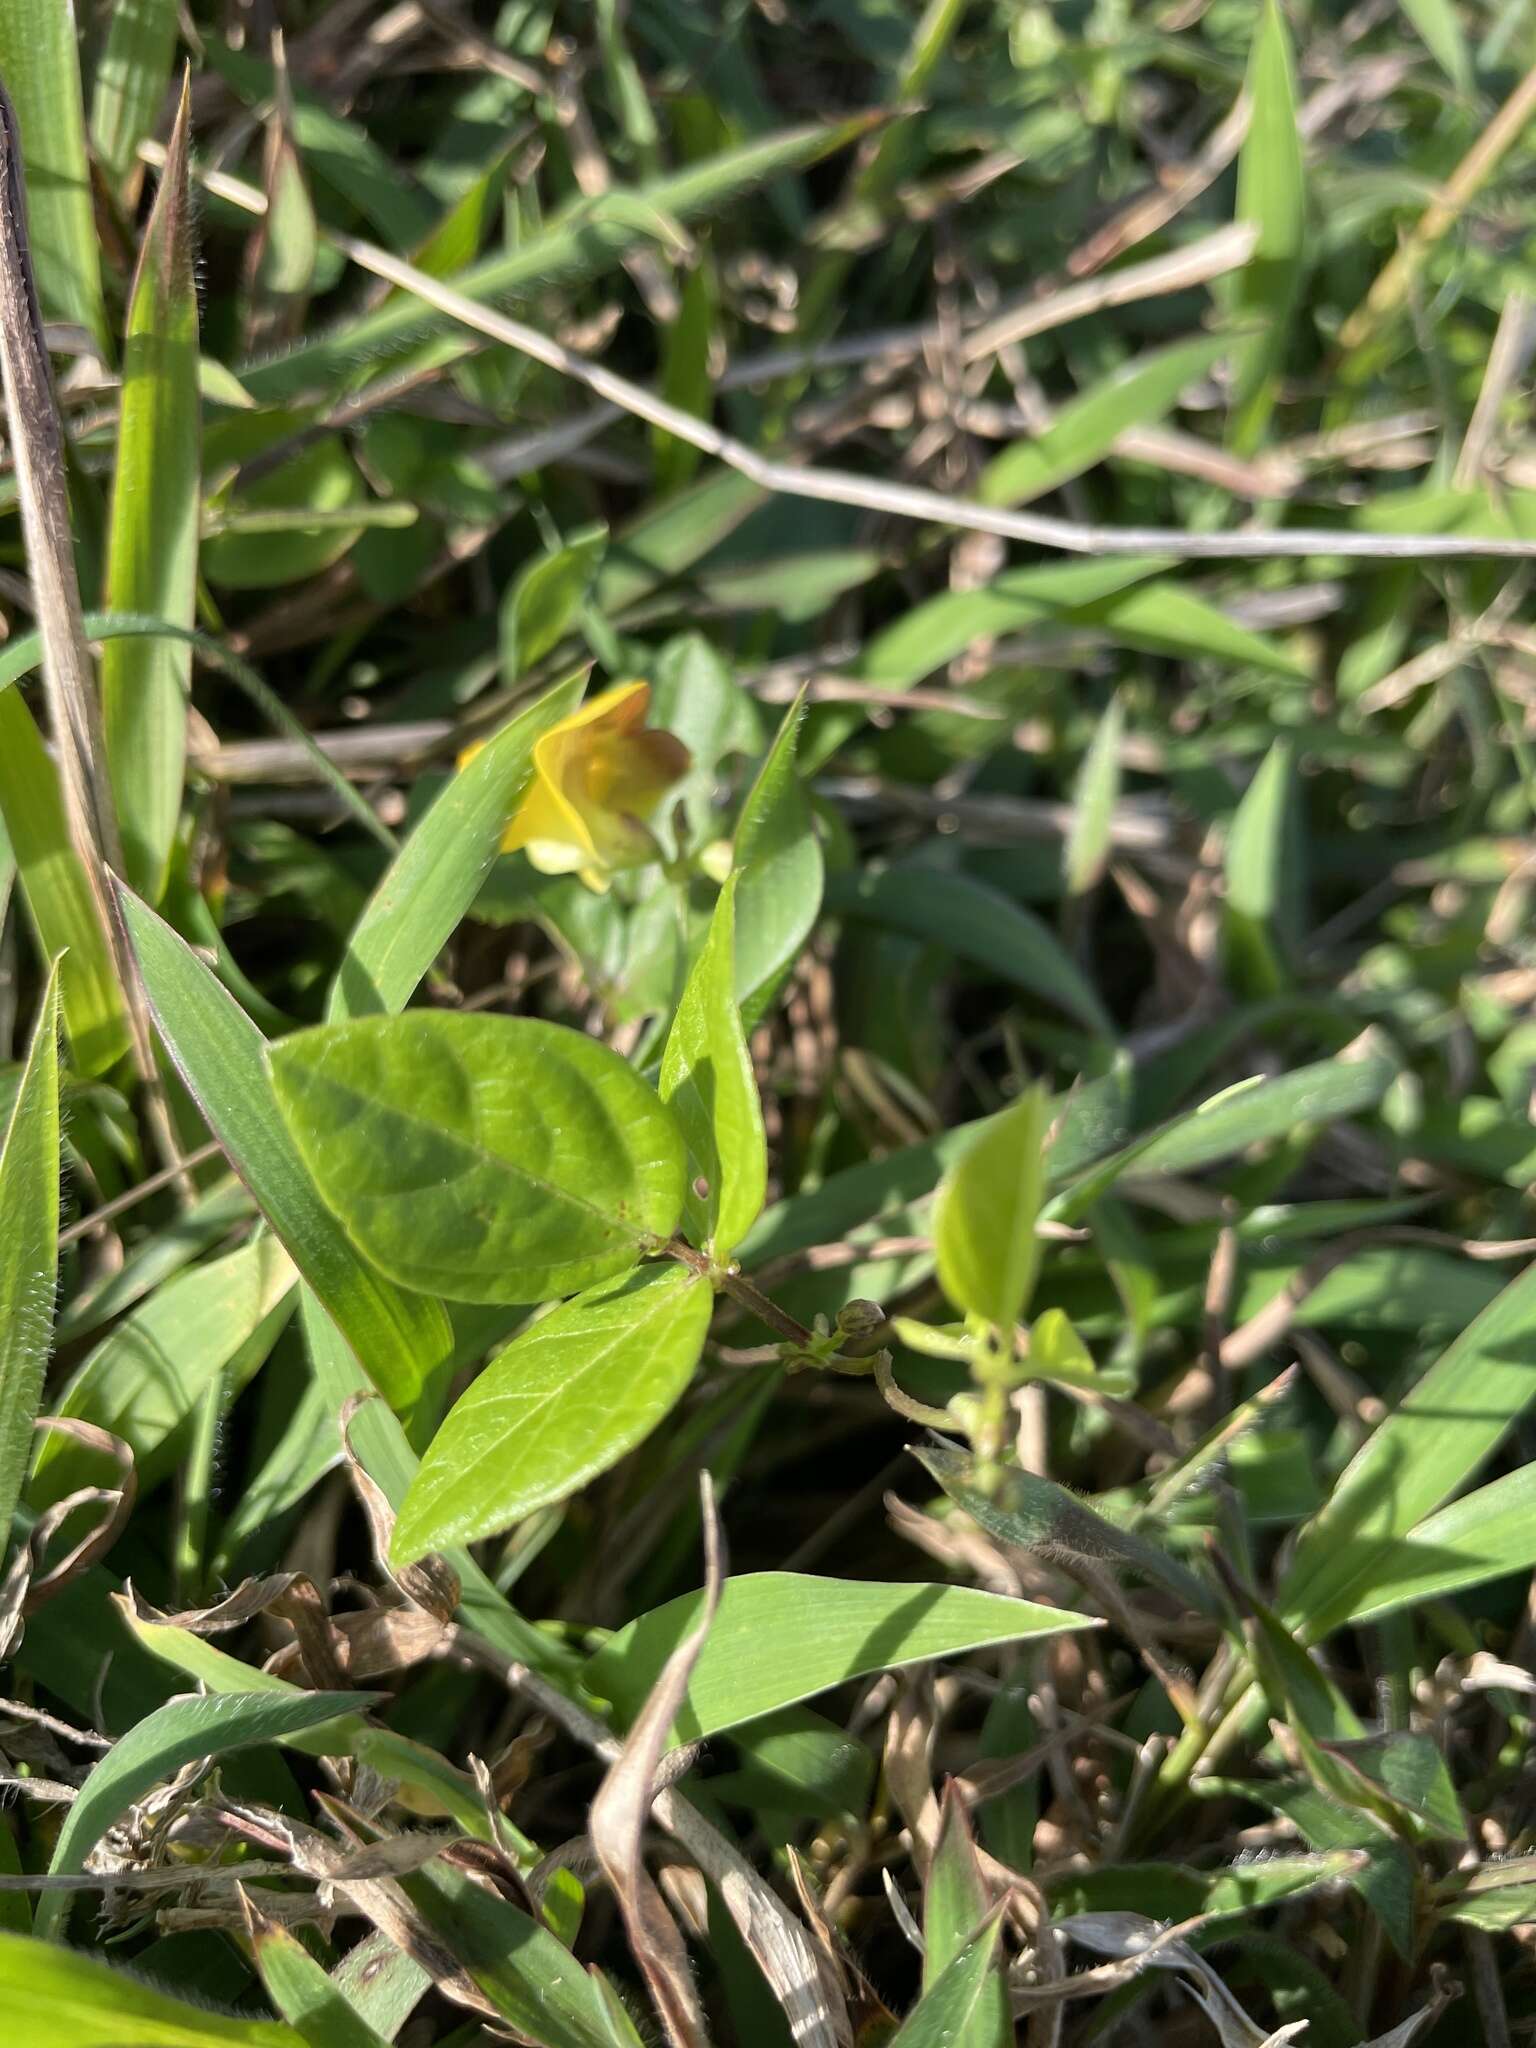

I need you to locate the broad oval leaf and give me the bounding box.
[118,888,451,1416]
[393,1264,712,1563]
[934,1080,1051,1331]
[270,1012,687,1304]
[586,1572,1098,1743]
[660,873,767,1256]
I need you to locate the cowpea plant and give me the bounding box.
[4,0,1536,2043]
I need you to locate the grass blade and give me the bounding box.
[1229,0,1305,451]
[36,1688,380,1939]
[0,959,60,1564]
[242,116,877,402]
[1281,1258,1536,1637]
[0,0,108,352]
[0,691,129,1074]
[327,672,583,1019]
[88,0,179,205]
[101,80,200,903]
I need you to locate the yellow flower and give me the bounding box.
[466,681,690,894]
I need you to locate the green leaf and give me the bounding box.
[828,867,1113,1040]
[1224,737,1299,995]
[1399,0,1472,90]
[980,333,1230,506]
[1281,1257,1536,1638]
[32,1237,295,1503]
[0,1929,300,2047]
[296,1292,586,1686]
[585,1571,1098,1743]
[857,558,1306,695]
[660,874,766,1255]
[923,1791,1010,2048]
[1229,0,1306,451]
[36,1690,379,1940]
[88,0,179,201]
[328,672,584,1020]
[653,259,716,492]
[399,1857,622,2048]
[889,1915,1006,2047]
[1053,1043,1399,1217]
[1343,1464,1536,1625]
[1063,694,1124,898]
[0,691,129,1075]
[101,89,200,903]
[934,1080,1051,1330]
[916,1442,1217,1618]
[248,1913,392,2048]
[0,0,109,351]
[270,1012,686,1305]
[242,117,875,402]
[202,438,367,592]
[733,694,824,1023]
[500,525,607,681]
[0,960,59,1561]
[118,887,451,1416]
[393,1264,712,1564]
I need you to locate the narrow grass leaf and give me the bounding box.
[1224,738,1299,995]
[1064,694,1124,897]
[1053,1043,1399,1217]
[393,1265,713,1564]
[1282,1257,1536,1637]
[0,960,60,1560]
[0,5,107,351]
[243,117,877,402]
[0,1929,301,2046]
[829,867,1114,1040]
[88,0,179,203]
[1342,1464,1536,1624]
[661,874,767,1255]
[889,1913,1006,2047]
[37,1689,380,1939]
[980,333,1230,506]
[32,1237,295,1503]
[101,84,200,903]
[245,1899,392,2048]
[1230,0,1306,451]
[923,1789,1010,2048]
[399,1858,625,2048]
[0,692,129,1075]
[586,1572,1098,1742]
[732,694,823,1023]
[328,672,583,1019]
[118,887,451,1415]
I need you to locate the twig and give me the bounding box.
[58,1139,226,1247]
[142,142,1536,562]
